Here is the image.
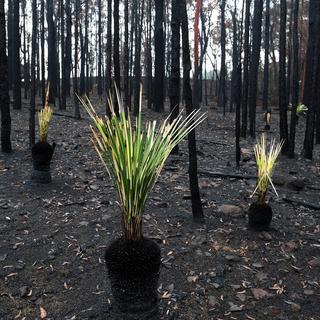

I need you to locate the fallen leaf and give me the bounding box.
[40,306,47,319]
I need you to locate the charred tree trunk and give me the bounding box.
[30,0,37,147]
[47,0,57,104]
[181,0,204,223]
[169,0,180,154]
[146,0,153,109]
[288,0,299,158]
[279,0,289,153]
[113,0,120,114]
[7,0,13,89]
[13,0,21,110]
[154,0,165,112]
[65,0,72,97]
[304,0,320,158]
[248,0,263,138]
[74,0,80,119]
[97,0,103,97]
[60,0,66,109]
[241,0,251,137]
[218,0,226,115]
[105,0,112,115]
[40,0,45,105]
[0,0,11,152]
[262,0,270,111]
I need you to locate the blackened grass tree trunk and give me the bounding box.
[241,0,251,137]
[13,0,21,110]
[279,0,289,153]
[74,0,81,119]
[288,0,299,158]
[97,0,103,97]
[47,0,57,104]
[248,0,263,138]
[30,0,37,147]
[181,0,204,223]
[169,0,180,155]
[133,0,145,115]
[106,0,112,116]
[262,0,270,111]
[0,0,11,152]
[154,0,165,112]
[113,0,120,115]
[304,0,320,159]
[218,0,226,115]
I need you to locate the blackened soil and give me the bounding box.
[0,96,319,320]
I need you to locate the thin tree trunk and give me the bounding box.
[41,0,45,105]
[218,0,226,115]
[113,0,120,114]
[181,0,204,223]
[13,0,21,110]
[30,0,37,147]
[169,0,180,154]
[248,0,263,138]
[241,0,251,137]
[288,0,299,158]
[0,0,12,152]
[279,0,289,153]
[105,0,112,115]
[154,0,165,112]
[97,0,103,96]
[74,0,80,119]
[262,0,270,111]
[133,0,145,115]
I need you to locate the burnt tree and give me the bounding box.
[0,0,11,152]
[181,0,204,223]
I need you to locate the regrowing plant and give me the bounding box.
[296,103,308,116]
[251,134,283,204]
[38,84,53,143]
[80,90,206,240]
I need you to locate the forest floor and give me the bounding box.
[0,95,320,320]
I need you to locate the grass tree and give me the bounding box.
[80,89,206,240]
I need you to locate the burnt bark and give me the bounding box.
[181,0,204,223]
[13,0,21,110]
[248,0,263,138]
[154,0,165,112]
[0,0,12,152]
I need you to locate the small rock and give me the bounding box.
[308,257,320,268]
[19,286,29,298]
[259,231,272,241]
[273,175,286,186]
[303,289,314,295]
[218,204,242,215]
[208,295,219,307]
[291,303,301,312]
[89,184,99,190]
[283,241,299,252]
[0,253,7,262]
[187,275,199,283]
[236,292,246,302]
[228,302,243,312]
[79,221,89,227]
[191,235,207,246]
[251,288,272,300]
[286,179,306,191]
[225,254,240,262]
[252,262,264,269]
